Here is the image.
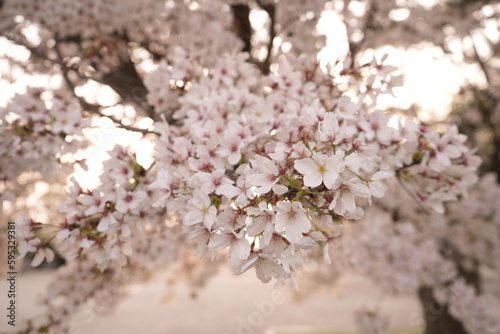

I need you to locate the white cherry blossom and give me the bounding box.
[294,151,345,189]
[274,201,311,245]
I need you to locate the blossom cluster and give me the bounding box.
[19,260,123,333]
[342,208,457,294]
[447,279,500,334]
[4,0,175,42]
[145,51,404,286]
[14,144,185,332]
[3,0,242,77]
[8,47,487,334]
[2,1,498,333]
[0,88,87,208]
[11,48,477,289]
[142,49,481,287]
[446,173,500,270]
[335,162,499,331]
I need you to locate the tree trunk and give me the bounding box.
[418,256,481,334]
[231,4,252,54]
[418,287,468,334]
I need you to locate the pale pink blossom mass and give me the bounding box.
[2,0,499,333]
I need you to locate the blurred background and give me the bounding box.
[0,0,499,333]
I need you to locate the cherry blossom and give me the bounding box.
[2,1,499,333]
[294,151,345,189]
[447,279,500,334]
[184,191,217,230]
[274,201,311,245]
[247,155,288,195]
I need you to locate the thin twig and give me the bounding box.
[468,31,491,86]
[395,172,430,214]
[91,108,160,136]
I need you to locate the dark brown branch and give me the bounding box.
[54,44,159,136]
[54,33,158,121]
[231,4,252,53]
[91,107,160,136]
[98,59,158,121]
[255,1,276,75]
[230,3,273,74]
[7,28,161,132]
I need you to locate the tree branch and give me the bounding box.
[54,33,158,121]
[255,0,276,75]
[54,44,159,136]
[98,59,158,121]
[468,31,491,85]
[90,107,160,136]
[395,171,430,214]
[231,4,253,54]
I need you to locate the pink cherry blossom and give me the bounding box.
[183,191,217,230]
[294,151,345,189]
[246,155,288,195]
[274,201,311,245]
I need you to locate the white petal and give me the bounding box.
[371,170,394,181]
[122,243,133,256]
[230,238,251,264]
[121,224,131,237]
[218,184,240,198]
[286,218,310,244]
[323,171,339,189]
[254,155,279,175]
[183,211,202,225]
[272,184,288,195]
[208,233,233,251]
[31,250,45,267]
[97,218,110,232]
[294,158,316,175]
[303,172,323,188]
[44,248,55,263]
[56,228,70,240]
